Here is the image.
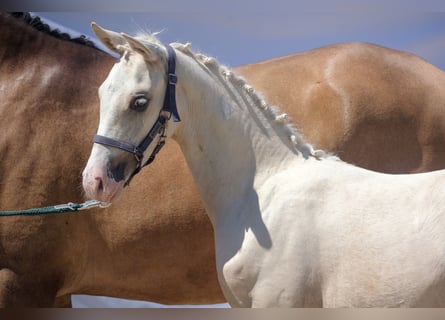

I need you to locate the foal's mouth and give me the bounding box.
[97,178,125,203]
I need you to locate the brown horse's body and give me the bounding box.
[0,13,218,307]
[1,13,444,307]
[237,44,445,173]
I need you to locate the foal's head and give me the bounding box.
[82,23,180,202]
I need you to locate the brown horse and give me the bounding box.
[0,13,219,307]
[1,12,445,307]
[237,44,445,174]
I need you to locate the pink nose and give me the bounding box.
[88,175,104,199]
[82,168,124,203]
[82,170,103,201]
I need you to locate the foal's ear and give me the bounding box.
[121,34,160,63]
[91,22,126,55]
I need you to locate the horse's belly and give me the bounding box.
[322,276,445,307]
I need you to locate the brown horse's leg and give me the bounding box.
[0,268,20,307]
[0,268,59,307]
[53,294,72,308]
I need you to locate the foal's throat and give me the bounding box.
[172,53,299,214]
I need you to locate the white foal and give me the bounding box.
[82,23,445,307]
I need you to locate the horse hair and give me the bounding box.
[169,42,331,159]
[8,12,101,51]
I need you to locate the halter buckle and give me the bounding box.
[168,73,178,85]
[134,152,143,164]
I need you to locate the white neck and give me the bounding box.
[170,46,318,225]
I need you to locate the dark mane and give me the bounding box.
[9,12,102,51]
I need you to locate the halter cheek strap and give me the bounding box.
[164,45,180,122]
[93,44,180,186]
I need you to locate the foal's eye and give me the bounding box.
[130,95,149,112]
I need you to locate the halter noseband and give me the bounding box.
[93,44,181,186]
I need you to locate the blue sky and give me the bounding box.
[36,5,445,70]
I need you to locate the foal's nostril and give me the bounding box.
[96,177,104,193]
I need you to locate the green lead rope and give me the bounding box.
[0,200,110,217]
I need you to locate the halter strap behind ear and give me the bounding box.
[163,44,180,122]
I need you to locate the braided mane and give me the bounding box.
[169,41,331,159]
